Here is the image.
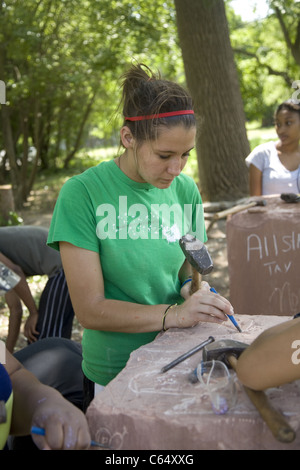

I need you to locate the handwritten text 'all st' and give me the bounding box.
[247,231,300,276]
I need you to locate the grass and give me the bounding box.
[247,123,277,150]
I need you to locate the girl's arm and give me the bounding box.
[0,253,39,321]
[4,290,23,352]
[60,241,233,333]
[248,164,263,196]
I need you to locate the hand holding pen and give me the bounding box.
[210,287,242,332]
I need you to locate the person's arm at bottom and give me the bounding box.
[236,318,300,391]
[5,349,91,450]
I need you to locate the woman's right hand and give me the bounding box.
[168,281,233,329]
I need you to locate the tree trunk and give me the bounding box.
[0,104,22,207]
[0,185,15,224]
[63,89,98,169]
[21,112,29,202]
[0,41,21,208]
[174,0,250,201]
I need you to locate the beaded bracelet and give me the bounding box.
[181,277,192,288]
[162,303,178,331]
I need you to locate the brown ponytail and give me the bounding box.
[119,63,195,143]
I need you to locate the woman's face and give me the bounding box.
[125,124,196,188]
[275,109,300,146]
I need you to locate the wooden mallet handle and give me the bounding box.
[228,355,295,443]
[212,199,266,220]
[190,267,200,294]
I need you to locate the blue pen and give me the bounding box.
[210,287,242,332]
[31,426,109,449]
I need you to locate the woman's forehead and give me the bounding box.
[156,123,196,138]
[146,125,196,154]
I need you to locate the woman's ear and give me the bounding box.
[120,126,135,149]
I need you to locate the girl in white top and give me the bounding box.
[245,100,300,196]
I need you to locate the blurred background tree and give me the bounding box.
[0,0,179,207]
[0,0,299,207]
[175,0,250,201]
[229,0,300,125]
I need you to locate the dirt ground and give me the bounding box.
[0,197,230,352]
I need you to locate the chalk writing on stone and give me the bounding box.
[247,232,300,262]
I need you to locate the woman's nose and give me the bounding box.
[167,159,182,176]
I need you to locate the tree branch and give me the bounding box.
[63,88,98,169]
[295,19,300,50]
[273,6,293,50]
[233,47,293,86]
[273,5,300,65]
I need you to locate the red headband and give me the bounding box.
[125,110,194,121]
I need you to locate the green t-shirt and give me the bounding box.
[47,159,206,385]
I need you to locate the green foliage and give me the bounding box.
[1,0,300,203]
[0,211,23,227]
[0,0,183,196]
[226,0,300,124]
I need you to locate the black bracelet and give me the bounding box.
[162,303,177,331]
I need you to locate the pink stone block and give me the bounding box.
[227,196,300,316]
[87,315,300,450]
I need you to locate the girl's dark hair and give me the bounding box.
[120,63,196,143]
[275,99,300,118]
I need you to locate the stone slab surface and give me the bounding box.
[87,314,300,450]
[227,195,300,316]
